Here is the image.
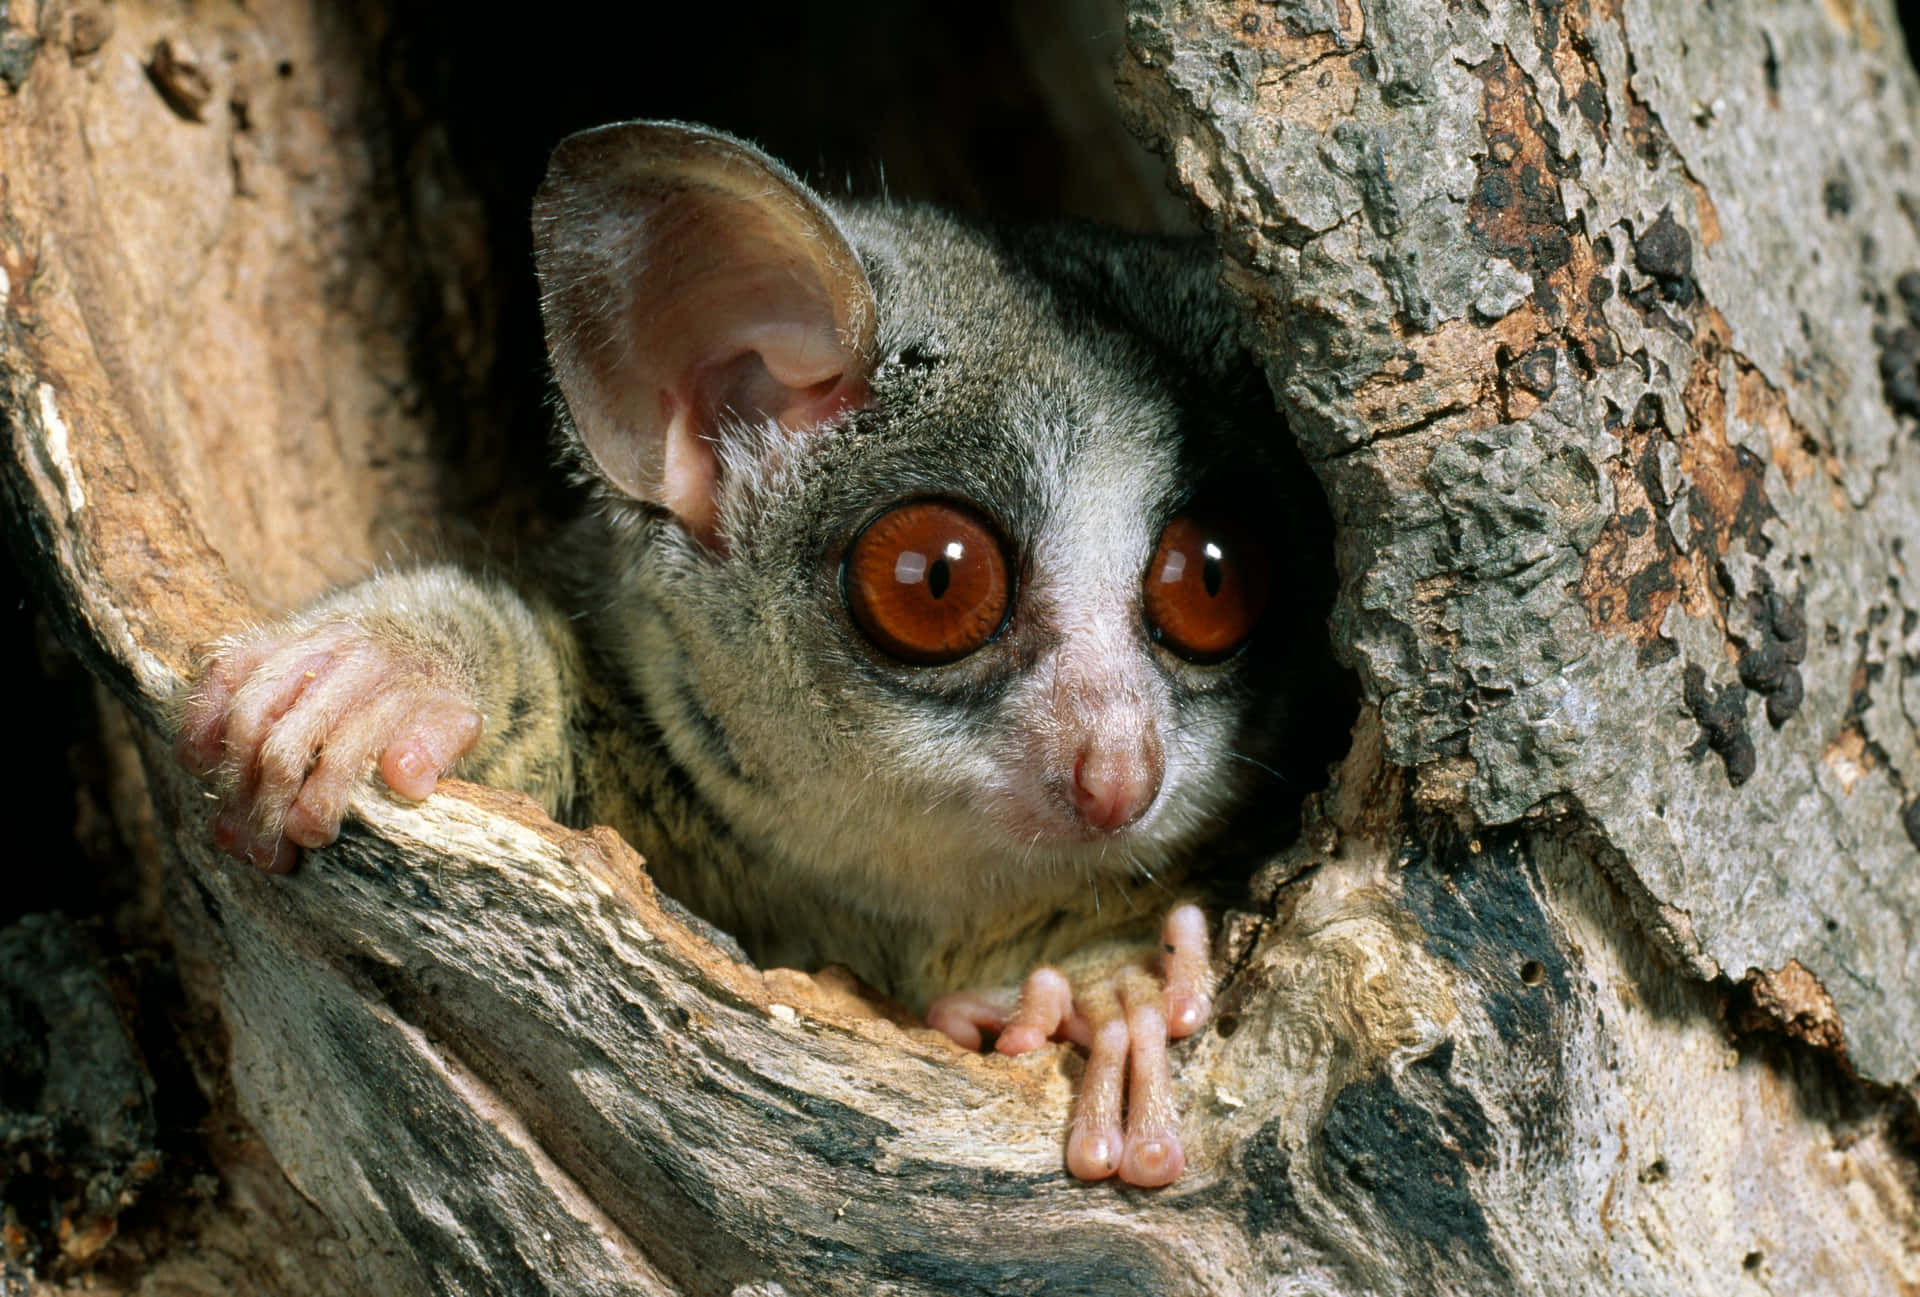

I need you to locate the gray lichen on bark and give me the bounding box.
[1126,0,1920,1082]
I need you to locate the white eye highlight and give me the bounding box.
[1204,542,1222,561]
[1159,551,1187,583]
[894,551,928,585]
[944,541,964,562]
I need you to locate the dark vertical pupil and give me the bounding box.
[1202,553,1222,597]
[928,558,951,599]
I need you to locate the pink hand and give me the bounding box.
[176,622,481,872]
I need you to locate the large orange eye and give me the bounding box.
[843,501,1012,664]
[1144,512,1270,662]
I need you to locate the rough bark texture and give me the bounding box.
[1118,0,1920,1287]
[2,1,1918,1295]
[1124,0,1920,1075]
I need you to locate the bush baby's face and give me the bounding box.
[546,165,1290,913]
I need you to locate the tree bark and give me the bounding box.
[3,0,1918,1294]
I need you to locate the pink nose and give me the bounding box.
[1071,747,1162,832]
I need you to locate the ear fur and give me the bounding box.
[532,121,876,548]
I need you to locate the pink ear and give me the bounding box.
[532,121,876,548]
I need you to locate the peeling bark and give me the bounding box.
[2,0,1918,1294]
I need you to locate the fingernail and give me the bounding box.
[1125,1137,1183,1186]
[1069,1131,1121,1179]
[996,1026,1043,1056]
[282,804,336,850]
[1169,995,1211,1035]
[211,809,243,851]
[265,839,299,874]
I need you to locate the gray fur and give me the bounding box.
[288,128,1308,1009]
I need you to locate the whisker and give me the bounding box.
[1222,749,1288,781]
[1182,802,1235,829]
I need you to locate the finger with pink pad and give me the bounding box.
[1117,973,1184,1187]
[272,684,475,843]
[252,834,298,875]
[211,807,248,858]
[220,647,349,813]
[924,990,1008,1052]
[378,694,482,800]
[280,693,407,847]
[279,729,370,847]
[243,661,413,845]
[996,967,1072,1056]
[1160,903,1213,1039]
[175,645,256,777]
[212,805,298,874]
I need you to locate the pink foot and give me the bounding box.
[928,904,1212,1188]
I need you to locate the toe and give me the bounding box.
[1066,1011,1128,1180]
[281,793,341,850]
[924,991,1007,1051]
[996,967,1072,1056]
[260,836,299,874]
[1117,968,1185,1188]
[1160,904,1213,1039]
[1120,1132,1185,1187]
